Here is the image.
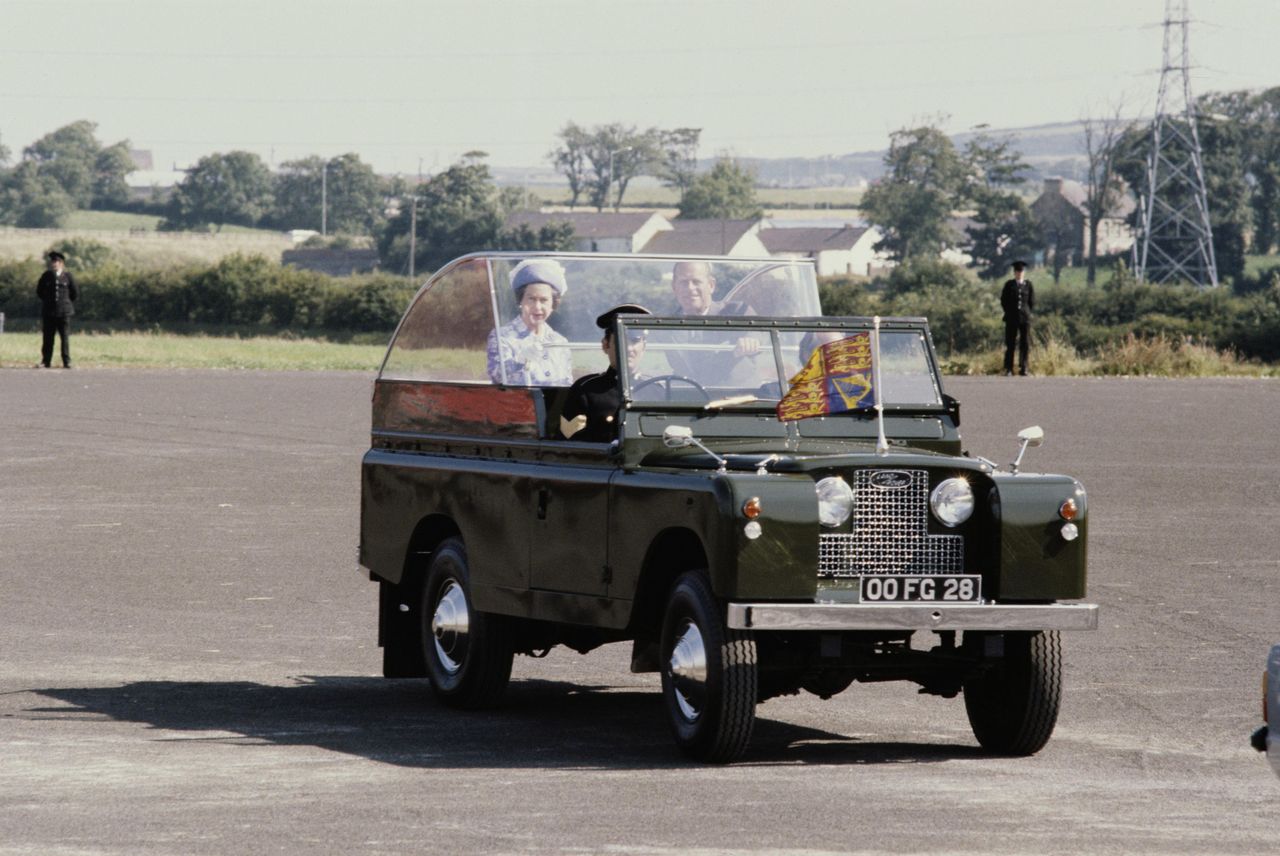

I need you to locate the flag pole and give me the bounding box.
[873,315,888,456]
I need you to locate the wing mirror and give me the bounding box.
[1010,425,1044,474]
[661,424,726,471]
[663,425,694,448]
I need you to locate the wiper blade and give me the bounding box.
[703,394,779,411]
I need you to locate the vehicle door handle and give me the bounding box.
[537,487,549,520]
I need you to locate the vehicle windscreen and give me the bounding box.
[380,254,821,384]
[622,324,942,410]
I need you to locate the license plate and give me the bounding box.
[859,575,982,603]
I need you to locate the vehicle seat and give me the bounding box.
[543,386,570,439]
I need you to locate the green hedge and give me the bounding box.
[5,252,1279,360]
[821,259,1280,362]
[0,253,416,334]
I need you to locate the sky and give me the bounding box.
[1,0,1276,178]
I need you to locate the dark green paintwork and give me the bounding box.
[359,314,1090,634]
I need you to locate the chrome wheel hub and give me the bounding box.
[669,619,708,722]
[431,580,470,675]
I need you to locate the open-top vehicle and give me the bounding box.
[359,252,1097,762]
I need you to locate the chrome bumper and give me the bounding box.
[725,602,1098,632]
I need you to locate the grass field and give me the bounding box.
[3,328,1274,377]
[0,225,293,268]
[0,331,387,371]
[63,210,165,231]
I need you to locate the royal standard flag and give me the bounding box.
[776,332,876,421]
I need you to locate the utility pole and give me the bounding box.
[1135,0,1218,287]
[408,195,417,280]
[321,161,328,237]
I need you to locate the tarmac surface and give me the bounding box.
[1,368,1276,855]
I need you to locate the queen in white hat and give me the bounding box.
[485,260,573,386]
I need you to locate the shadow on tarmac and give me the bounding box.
[28,676,982,768]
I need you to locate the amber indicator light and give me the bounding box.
[1059,498,1079,521]
[743,497,762,519]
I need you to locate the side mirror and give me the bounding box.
[1017,425,1044,448]
[663,425,694,448]
[1010,425,1044,474]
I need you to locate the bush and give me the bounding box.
[322,274,415,332]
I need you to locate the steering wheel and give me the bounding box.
[631,374,709,401]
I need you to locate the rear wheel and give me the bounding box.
[420,538,513,709]
[660,571,757,763]
[963,631,1062,755]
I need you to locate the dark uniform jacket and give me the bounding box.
[37,270,78,318]
[1000,278,1033,324]
[561,367,622,443]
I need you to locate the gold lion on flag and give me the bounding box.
[776,332,876,421]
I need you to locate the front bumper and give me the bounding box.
[726,601,1098,631]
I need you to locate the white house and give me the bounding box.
[640,219,770,257]
[503,211,670,254]
[758,224,887,276]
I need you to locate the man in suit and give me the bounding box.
[665,261,765,386]
[1000,260,1034,377]
[36,250,78,369]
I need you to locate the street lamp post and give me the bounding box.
[321,161,328,237]
[607,146,633,212]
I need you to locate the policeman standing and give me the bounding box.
[560,304,650,442]
[36,250,78,369]
[1000,260,1034,377]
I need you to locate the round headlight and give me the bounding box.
[816,476,854,528]
[930,477,974,527]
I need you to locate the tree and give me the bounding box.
[657,128,701,200]
[860,124,970,261]
[1080,106,1133,284]
[92,142,135,209]
[0,160,75,227]
[548,123,592,209]
[962,131,1037,279]
[271,152,384,234]
[966,194,1041,280]
[378,155,504,274]
[677,157,762,220]
[380,155,575,274]
[582,123,660,211]
[1245,88,1280,254]
[1193,95,1252,283]
[495,220,576,253]
[163,151,273,231]
[22,120,134,209]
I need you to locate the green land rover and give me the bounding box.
[359,252,1097,762]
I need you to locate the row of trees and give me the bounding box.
[544,122,763,219]
[864,87,1280,285]
[0,121,135,226]
[548,123,701,211]
[163,150,388,234]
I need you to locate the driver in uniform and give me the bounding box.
[560,304,650,442]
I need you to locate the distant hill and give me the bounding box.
[495,120,1100,191]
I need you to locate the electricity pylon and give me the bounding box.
[1134,0,1218,287]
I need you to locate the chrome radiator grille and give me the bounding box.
[818,469,964,577]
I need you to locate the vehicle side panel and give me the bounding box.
[360,449,535,594]
[991,474,1088,600]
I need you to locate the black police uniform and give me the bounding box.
[36,267,78,368]
[1000,276,1034,375]
[560,366,622,443]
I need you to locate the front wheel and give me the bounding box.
[420,538,513,709]
[659,571,757,763]
[963,630,1062,756]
